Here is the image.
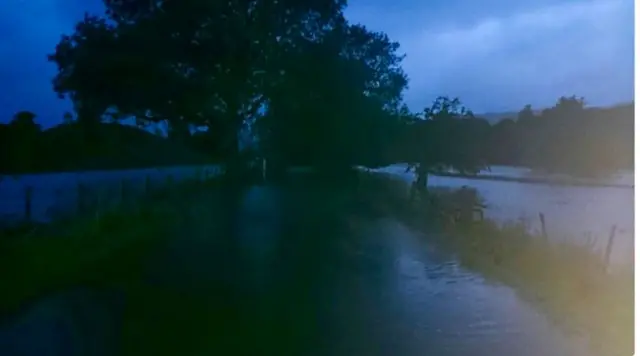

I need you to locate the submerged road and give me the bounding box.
[0,177,593,356]
[143,178,591,356]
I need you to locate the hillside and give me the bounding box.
[1,122,217,174]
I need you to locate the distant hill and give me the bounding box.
[476,111,515,124]
[477,102,633,124]
[475,111,538,124]
[1,122,217,174]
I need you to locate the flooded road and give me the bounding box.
[145,179,591,356]
[1,178,595,355]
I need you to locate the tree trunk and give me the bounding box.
[223,110,248,183]
[224,127,242,179]
[416,165,429,191]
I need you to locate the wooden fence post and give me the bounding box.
[262,158,267,182]
[538,212,548,240]
[24,186,33,223]
[77,182,84,215]
[145,175,151,195]
[120,179,126,204]
[604,224,617,271]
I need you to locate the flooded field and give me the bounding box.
[374,164,634,264]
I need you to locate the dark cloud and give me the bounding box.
[346,0,634,112]
[0,0,633,127]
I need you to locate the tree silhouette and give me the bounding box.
[401,96,489,191]
[62,112,74,124]
[483,98,633,176]
[10,111,40,131]
[49,0,347,177]
[34,1,634,178]
[255,19,407,171]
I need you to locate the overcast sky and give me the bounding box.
[0,0,634,127]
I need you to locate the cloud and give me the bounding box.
[348,0,634,113]
[0,0,633,126]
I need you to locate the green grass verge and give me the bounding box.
[0,197,182,316]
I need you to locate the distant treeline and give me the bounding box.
[0,112,218,174]
[1,97,633,177]
[375,96,634,181]
[482,99,633,175]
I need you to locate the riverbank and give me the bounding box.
[359,172,633,356]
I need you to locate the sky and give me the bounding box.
[0,0,634,127]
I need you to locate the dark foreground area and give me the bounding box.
[0,175,594,355]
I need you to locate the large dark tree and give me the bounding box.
[49,0,346,175]
[401,96,489,190]
[258,20,407,171]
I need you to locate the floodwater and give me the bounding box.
[0,165,222,224]
[2,164,633,264]
[0,177,604,355]
[145,178,591,355]
[375,164,634,264]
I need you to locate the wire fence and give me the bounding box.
[0,165,224,229]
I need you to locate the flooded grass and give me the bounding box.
[0,177,271,355]
[0,178,223,316]
[359,172,633,356]
[450,220,633,356]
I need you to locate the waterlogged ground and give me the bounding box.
[374,164,634,264]
[1,176,594,355]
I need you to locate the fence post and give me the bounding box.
[604,224,617,271]
[95,187,103,219]
[120,179,126,204]
[538,212,548,240]
[77,182,84,215]
[262,158,267,182]
[145,175,151,195]
[24,186,33,223]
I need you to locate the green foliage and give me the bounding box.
[397,96,489,187]
[48,0,348,165]
[258,20,408,169]
[391,96,633,181]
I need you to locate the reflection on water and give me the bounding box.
[374,219,590,356]
[227,182,592,356]
[373,164,634,264]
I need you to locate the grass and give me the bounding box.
[359,171,633,356]
[0,174,273,355]
[2,208,173,305]
[0,178,213,316]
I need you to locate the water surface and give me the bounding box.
[0,177,600,355]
